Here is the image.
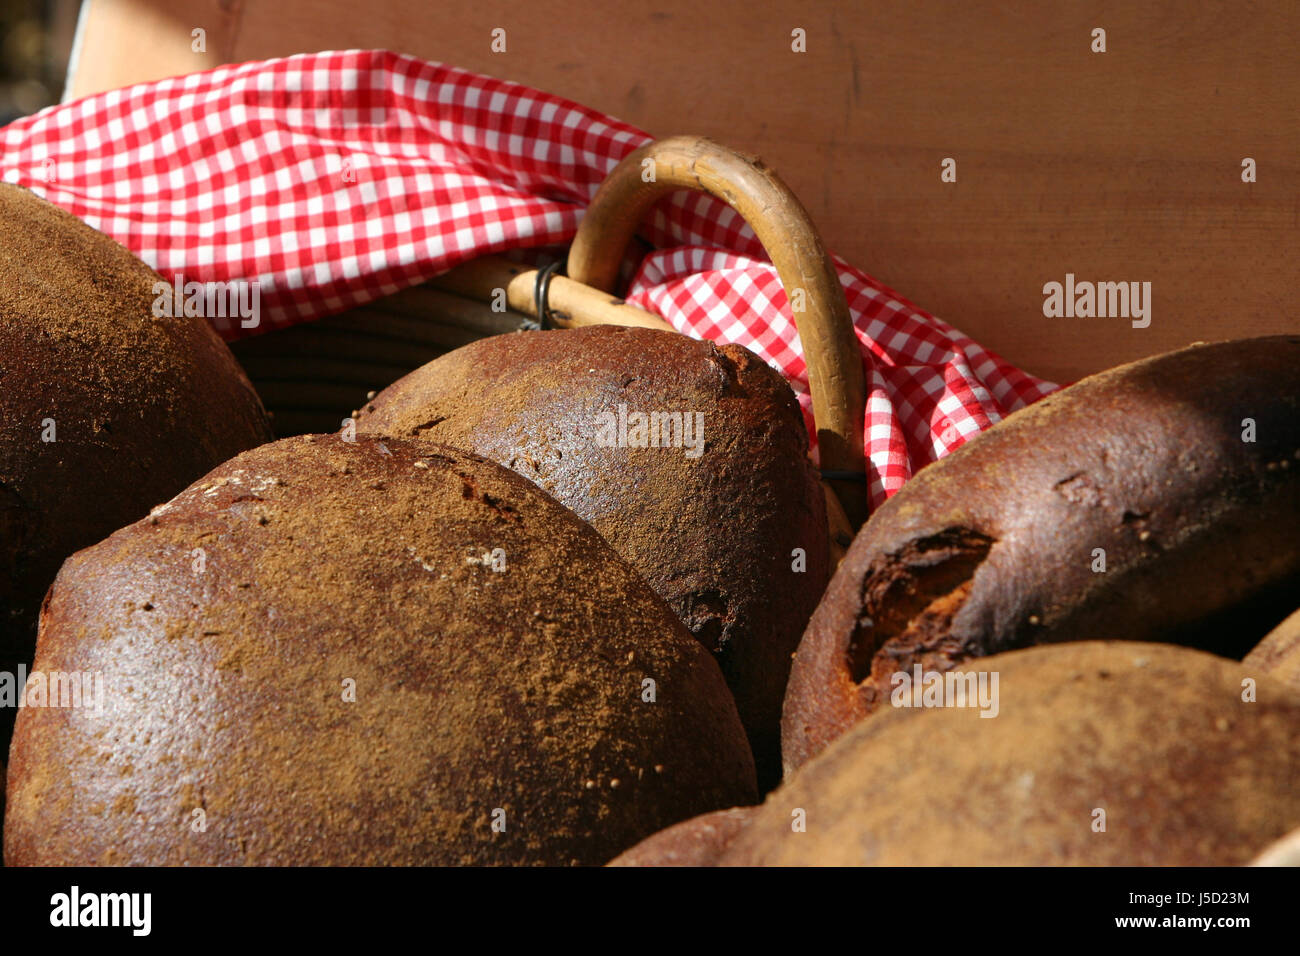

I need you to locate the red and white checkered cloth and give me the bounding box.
[0,50,1056,507]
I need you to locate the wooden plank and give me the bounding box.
[67,0,1300,382]
[65,0,227,99]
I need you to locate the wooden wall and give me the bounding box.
[67,0,1300,382]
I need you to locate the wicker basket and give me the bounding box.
[228,136,869,553]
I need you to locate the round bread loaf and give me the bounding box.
[356,325,828,790]
[623,642,1300,865]
[608,806,755,867]
[1251,827,1300,866]
[3,435,756,866]
[1244,608,1300,693]
[0,184,271,748]
[784,336,1300,770]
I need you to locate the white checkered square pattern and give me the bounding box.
[0,50,1056,508]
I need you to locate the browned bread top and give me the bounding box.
[632,642,1300,866]
[356,325,829,790]
[1244,608,1300,693]
[0,184,271,678]
[785,336,1300,770]
[3,435,757,866]
[607,806,755,867]
[1251,827,1300,866]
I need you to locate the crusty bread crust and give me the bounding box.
[785,336,1300,771]
[3,436,756,865]
[1251,826,1300,866]
[653,643,1300,866]
[607,806,756,867]
[1244,608,1300,692]
[0,183,272,707]
[357,325,828,790]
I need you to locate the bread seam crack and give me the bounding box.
[846,528,995,689]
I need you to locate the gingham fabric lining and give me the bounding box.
[0,49,1057,507]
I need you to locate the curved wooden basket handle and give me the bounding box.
[568,136,868,525]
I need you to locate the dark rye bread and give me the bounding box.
[1244,608,1300,693]
[608,806,753,867]
[3,436,757,866]
[784,336,1300,770]
[356,325,828,790]
[618,642,1300,866]
[0,184,271,726]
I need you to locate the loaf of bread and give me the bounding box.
[357,325,828,789]
[784,336,1300,770]
[1251,827,1300,866]
[621,642,1300,865]
[3,436,757,865]
[1244,608,1300,692]
[0,183,271,751]
[608,806,753,867]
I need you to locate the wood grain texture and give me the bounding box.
[68,0,1300,381]
[430,257,676,331]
